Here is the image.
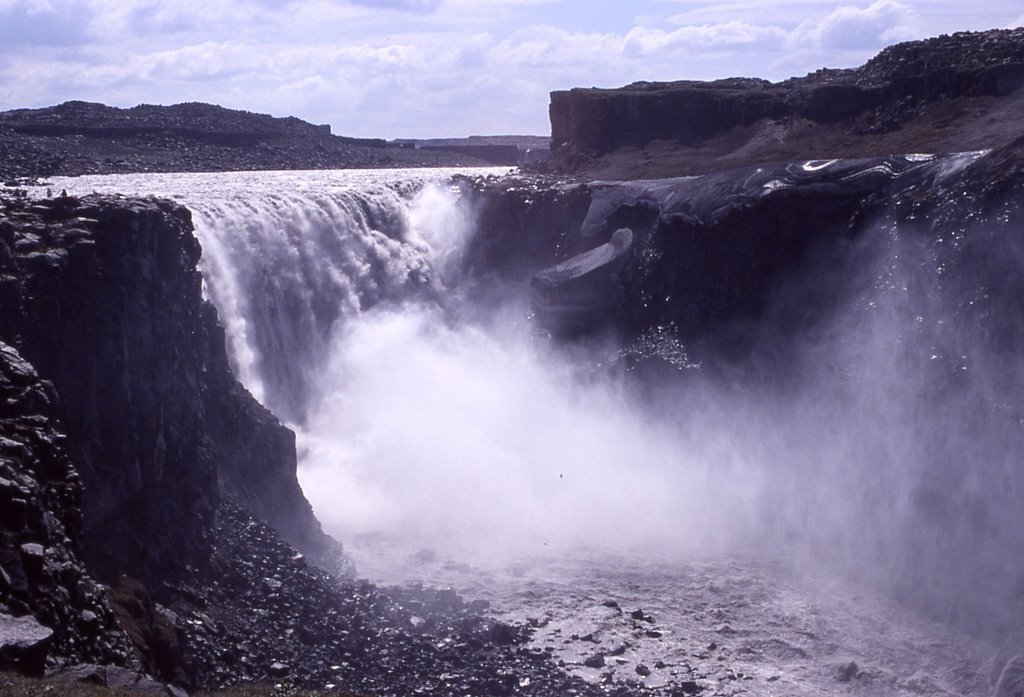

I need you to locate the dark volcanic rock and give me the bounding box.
[0,101,494,180]
[0,613,53,675]
[531,227,635,336]
[0,189,346,686]
[175,502,625,695]
[0,192,337,586]
[541,28,1024,179]
[0,189,665,695]
[0,339,133,671]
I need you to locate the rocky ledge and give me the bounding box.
[539,28,1024,179]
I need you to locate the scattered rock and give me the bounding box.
[834,660,860,682]
[268,661,290,677]
[629,609,655,623]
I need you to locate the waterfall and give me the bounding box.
[193,187,442,422]
[36,168,490,425]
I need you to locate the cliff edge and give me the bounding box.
[539,28,1024,179]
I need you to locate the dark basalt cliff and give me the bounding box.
[541,28,1024,179]
[0,342,133,674]
[0,194,336,583]
[0,192,345,686]
[0,24,1022,695]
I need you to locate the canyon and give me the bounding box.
[0,26,1023,697]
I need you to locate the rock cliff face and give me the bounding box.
[0,190,611,694]
[542,29,1024,179]
[0,193,337,587]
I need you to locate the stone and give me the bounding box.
[541,29,1024,179]
[79,609,99,630]
[629,608,654,623]
[834,660,860,682]
[531,228,634,336]
[0,612,54,675]
[583,653,606,668]
[103,665,169,695]
[269,660,290,677]
[53,662,106,684]
[635,663,651,677]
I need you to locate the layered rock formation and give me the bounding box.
[541,28,1024,179]
[0,191,344,685]
[0,24,1022,695]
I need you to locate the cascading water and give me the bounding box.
[43,169,489,425]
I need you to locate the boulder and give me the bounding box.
[531,228,634,335]
[0,612,53,675]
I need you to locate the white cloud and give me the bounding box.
[623,21,787,56]
[490,25,620,68]
[789,0,917,50]
[346,0,442,12]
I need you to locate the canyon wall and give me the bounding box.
[543,29,1024,179]
[0,193,338,587]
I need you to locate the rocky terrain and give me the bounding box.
[539,28,1024,179]
[0,102,500,181]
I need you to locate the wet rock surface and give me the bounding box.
[348,542,995,697]
[166,502,653,695]
[463,139,1024,648]
[531,228,635,336]
[0,187,670,695]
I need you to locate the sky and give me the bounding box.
[0,1,1021,138]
